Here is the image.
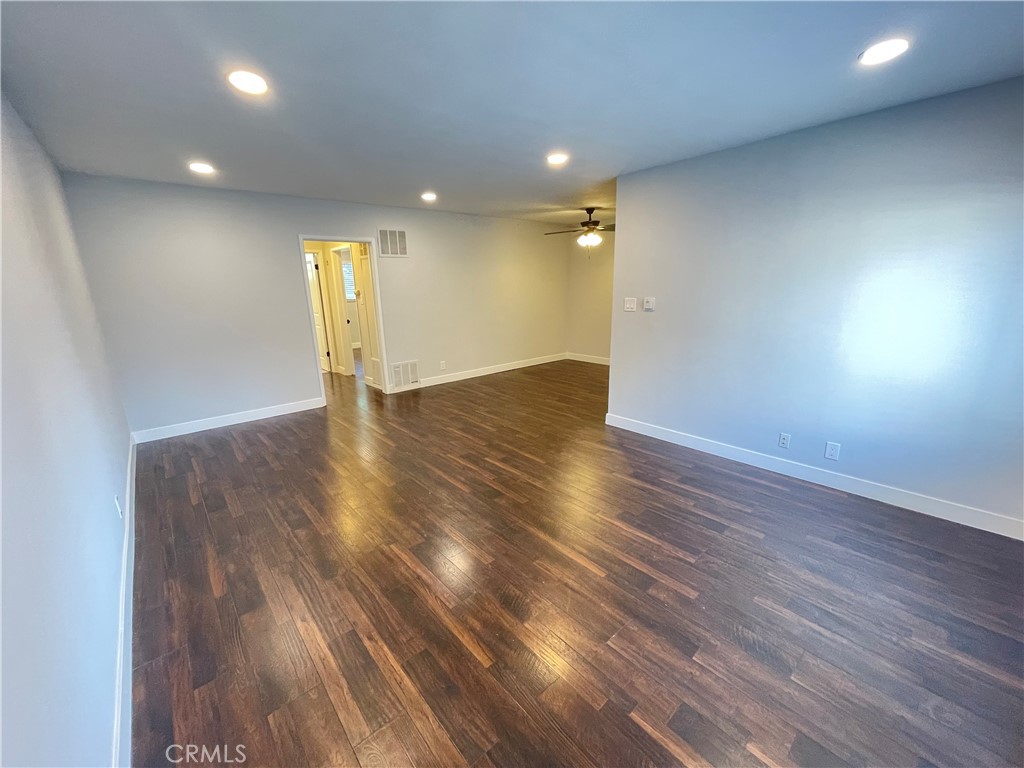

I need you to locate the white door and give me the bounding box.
[305,252,331,372]
[329,246,357,376]
[353,244,383,388]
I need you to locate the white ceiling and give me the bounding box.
[3,2,1021,224]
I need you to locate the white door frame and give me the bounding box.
[305,243,345,375]
[296,234,392,394]
[303,249,333,372]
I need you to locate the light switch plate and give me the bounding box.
[624,297,637,312]
[643,297,656,311]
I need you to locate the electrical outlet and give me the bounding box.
[825,442,841,461]
[440,360,446,370]
[778,433,791,449]
[114,495,123,519]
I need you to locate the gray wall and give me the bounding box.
[63,175,571,433]
[2,98,132,766]
[567,233,614,362]
[610,79,1023,532]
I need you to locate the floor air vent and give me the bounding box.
[378,229,408,257]
[390,360,420,389]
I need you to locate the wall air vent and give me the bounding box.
[378,229,408,257]
[390,360,420,390]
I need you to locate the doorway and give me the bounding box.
[301,238,386,391]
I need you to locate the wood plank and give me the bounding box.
[131,360,1024,767]
[267,685,360,767]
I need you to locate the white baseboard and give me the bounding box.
[112,437,137,767]
[419,353,568,388]
[605,413,1023,540]
[566,352,610,365]
[131,397,326,443]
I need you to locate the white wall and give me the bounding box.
[2,98,133,766]
[63,175,570,433]
[566,233,614,362]
[609,79,1023,537]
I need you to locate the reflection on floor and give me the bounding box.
[131,360,1023,767]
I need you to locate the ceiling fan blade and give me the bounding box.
[597,224,615,231]
[544,229,584,235]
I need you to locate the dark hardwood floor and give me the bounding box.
[132,360,1023,767]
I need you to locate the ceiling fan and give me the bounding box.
[545,207,615,247]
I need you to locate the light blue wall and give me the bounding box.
[610,79,1023,534]
[2,97,132,766]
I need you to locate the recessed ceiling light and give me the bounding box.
[227,70,269,95]
[546,152,570,167]
[421,191,437,202]
[188,161,216,175]
[858,38,910,66]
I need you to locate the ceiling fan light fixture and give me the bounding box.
[577,232,602,248]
